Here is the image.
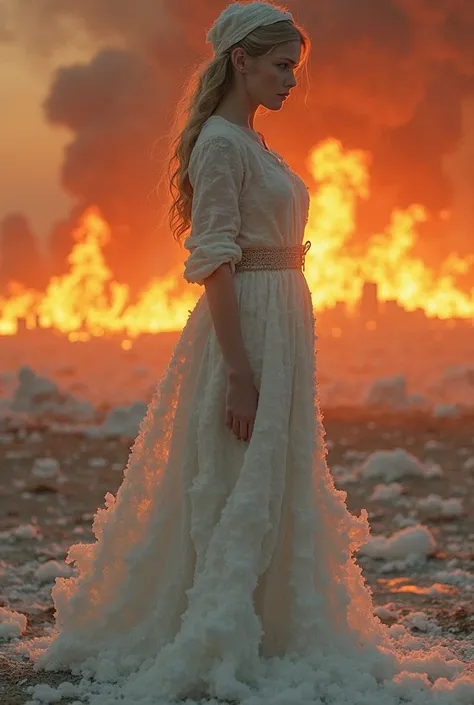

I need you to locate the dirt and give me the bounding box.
[1,409,474,704]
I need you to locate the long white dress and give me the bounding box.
[31,115,474,705]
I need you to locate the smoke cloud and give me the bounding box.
[4,0,474,280]
[43,48,177,287]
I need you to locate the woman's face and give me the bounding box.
[244,40,302,110]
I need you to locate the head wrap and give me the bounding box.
[206,1,294,56]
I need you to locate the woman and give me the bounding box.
[31,2,474,704]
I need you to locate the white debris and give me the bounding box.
[360,524,436,561]
[422,462,444,479]
[446,541,461,552]
[6,448,31,459]
[374,604,400,619]
[88,457,107,468]
[32,458,61,479]
[365,374,408,409]
[407,611,442,635]
[415,494,463,519]
[86,401,147,439]
[434,364,474,406]
[10,366,96,423]
[360,448,425,482]
[0,606,27,639]
[424,439,444,451]
[11,524,40,540]
[433,404,461,418]
[433,569,474,590]
[27,431,44,443]
[393,514,418,528]
[342,449,367,462]
[81,512,95,521]
[365,376,429,411]
[370,482,404,501]
[463,457,474,472]
[26,682,78,703]
[35,560,74,584]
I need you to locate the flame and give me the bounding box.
[0,208,198,342]
[1,138,474,341]
[303,139,474,318]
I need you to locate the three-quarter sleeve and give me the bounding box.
[183,135,244,285]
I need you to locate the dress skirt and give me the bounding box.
[30,268,473,705]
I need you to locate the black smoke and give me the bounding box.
[4,0,474,278]
[43,48,177,287]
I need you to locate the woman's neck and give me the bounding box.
[212,97,258,131]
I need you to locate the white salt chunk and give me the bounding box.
[360,524,436,560]
[0,606,27,639]
[12,524,40,539]
[424,439,444,451]
[433,404,461,418]
[370,483,404,501]
[88,457,107,468]
[415,494,463,519]
[35,560,74,584]
[360,448,425,482]
[463,457,474,472]
[32,458,60,479]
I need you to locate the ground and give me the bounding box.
[0,410,473,704]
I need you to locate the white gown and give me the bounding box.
[31,115,474,704]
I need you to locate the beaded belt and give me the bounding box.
[234,240,312,272]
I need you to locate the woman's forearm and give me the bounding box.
[203,263,252,379]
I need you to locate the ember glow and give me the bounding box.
[1,139,474,342]
[378,578,459,597]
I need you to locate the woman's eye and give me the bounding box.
[278,63,289,69]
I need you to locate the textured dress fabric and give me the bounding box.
[29,116,474,705]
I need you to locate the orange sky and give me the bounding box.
[0,42,91,245]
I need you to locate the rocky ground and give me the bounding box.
[1,409,474,704]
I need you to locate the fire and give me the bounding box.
[1,138,473,341]
[0,208,198,342]
[304,139,474,318]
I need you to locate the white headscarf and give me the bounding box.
[206,1,294,56]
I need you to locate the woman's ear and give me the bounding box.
[231,46,247,74]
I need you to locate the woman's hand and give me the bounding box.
[225,370,259,442]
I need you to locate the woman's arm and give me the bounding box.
[184,135,258,439]
[203,262,252,380]
[205,261,259,442]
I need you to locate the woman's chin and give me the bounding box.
[261,96,287,111]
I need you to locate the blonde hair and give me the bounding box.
[165,18,310,244]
